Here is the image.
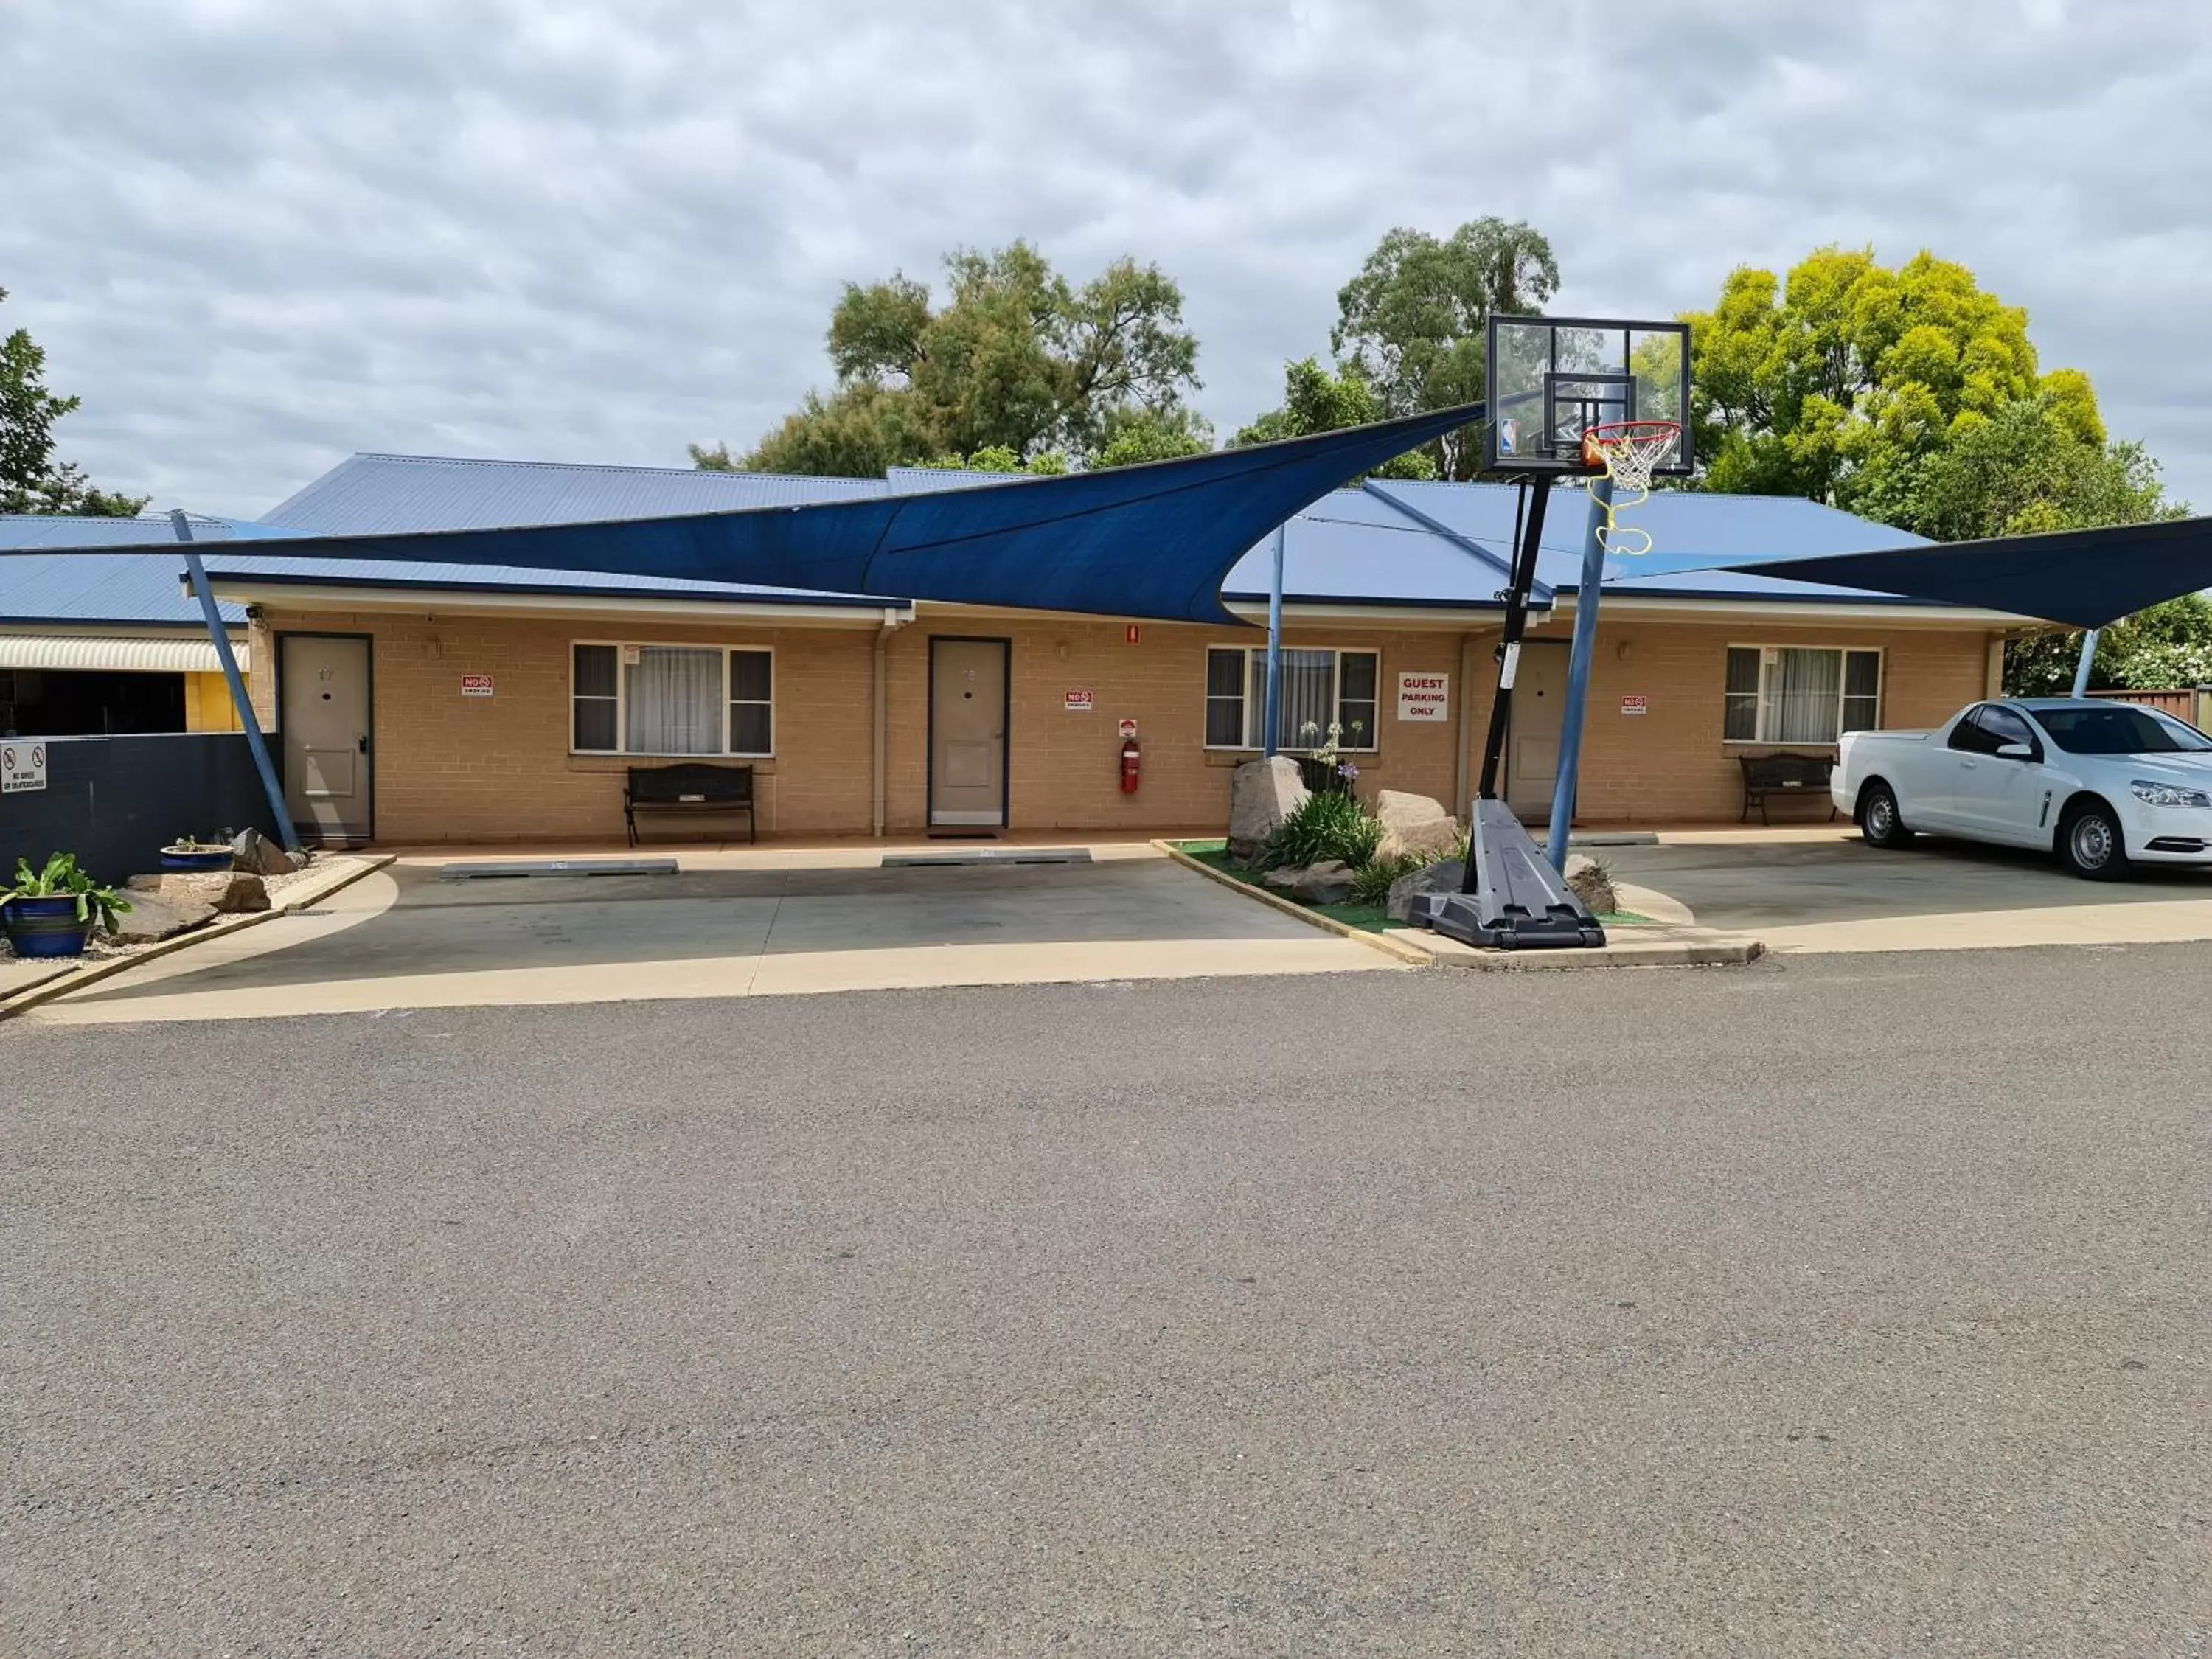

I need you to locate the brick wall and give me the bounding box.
[251,610,877,843]
[1478,613,1999,823]
[882,619,1469,833]
[250,604,1999,841]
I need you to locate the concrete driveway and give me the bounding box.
[26,844,1393,1023]
[1601,826,2212,952]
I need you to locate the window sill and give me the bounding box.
[568,753,776,771]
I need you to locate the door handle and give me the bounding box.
[357,735,369,754]
[1961,759,1978,769]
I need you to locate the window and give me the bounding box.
[1722,646,1882,745]
[1947,704,2003,754]
[2033,704,2212,755]
[570,643,774,757]
[1201,647,1381,751]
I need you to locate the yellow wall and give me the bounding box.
[183,671,246,732]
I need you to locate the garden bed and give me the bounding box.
[1169,840,1655,931]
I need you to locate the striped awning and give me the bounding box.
[0,633,251,674]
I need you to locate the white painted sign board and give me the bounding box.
[1397,672,1450,723]
[1,741,46,793]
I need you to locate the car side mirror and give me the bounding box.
[1997,742,2034,761]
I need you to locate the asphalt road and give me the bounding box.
[4,947,2208,1656]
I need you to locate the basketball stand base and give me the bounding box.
[1405,799,1605,950]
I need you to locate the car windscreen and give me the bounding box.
[2031,706,2212,755]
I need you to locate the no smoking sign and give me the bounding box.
[1,740,48,793]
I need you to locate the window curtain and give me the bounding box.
[1769,648,1843,743]
[1269,648,1336,749]
[626,645,723,754]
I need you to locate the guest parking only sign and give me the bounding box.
[1396,673,1449,723]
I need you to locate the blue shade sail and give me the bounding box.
[54,404,1484,626]
[1738,515,2212,630]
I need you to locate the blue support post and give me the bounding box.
[173,510,300,852]
[1545,476,1612,870]
[2070,627,2101,698]
[1262,522,1286,757]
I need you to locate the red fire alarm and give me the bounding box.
[1125,625,1141,645]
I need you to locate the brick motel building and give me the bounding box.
[172,453,2020,847]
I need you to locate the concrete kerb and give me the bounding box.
[1155,841,1764,972]
[0,854,397,1022]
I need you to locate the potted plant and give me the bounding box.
[1,854,132,959]
[160,834,235,874]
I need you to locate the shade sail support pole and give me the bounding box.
[2071,628,2101,698]
[1262,522,1286,757]
[173,510,299,854]
[1545,474,1611,869]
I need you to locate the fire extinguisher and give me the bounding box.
[1119,736,1141,794]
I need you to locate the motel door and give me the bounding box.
[1504,641,1570,824]
[929,638,1009,828]
[280,634,374,845]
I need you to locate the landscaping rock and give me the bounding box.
[1564,852,1617,917]
[230,827,302,877]
[1386,858,1465,922]
[126,870,271,914]
[1227,756,1310,862]
[1261,866,1302,892]
[108,891,218,944]
[1289,859,1354,905]
[1374,789,1461,864]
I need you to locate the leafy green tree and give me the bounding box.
[0,288,147,515]
[1233,358,1436,481]
[1090,406,1212,469]
[699,242,1203,476]
[1681,247,2095,523]
[1912,392,2177,543]
[1329,219,1560,479]
[2006,597,2212,695]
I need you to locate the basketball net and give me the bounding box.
[1579,420,1680,560]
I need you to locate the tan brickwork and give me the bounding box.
[1472,613,2001,823]
[251,603,1999,841]
[254,610,875,843]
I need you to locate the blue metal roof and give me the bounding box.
[0,516,251,626]
[207,453,903,606]
[265,452,888,533]
[1359,480,1933,599]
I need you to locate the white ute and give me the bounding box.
[1833,698,2212,879]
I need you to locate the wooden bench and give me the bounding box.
[624,762,755,846]
[1737,751,1837,825]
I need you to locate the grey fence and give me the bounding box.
[0,734,282,886]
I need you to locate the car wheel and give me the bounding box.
[1858,781,1913,848]
[2059,799,2129,880]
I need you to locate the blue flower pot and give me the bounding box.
[160,846,234,873]
[2,895,94,959]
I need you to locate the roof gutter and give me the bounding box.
[192,576,914,627]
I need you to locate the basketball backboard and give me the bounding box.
[1484,315,1692,476]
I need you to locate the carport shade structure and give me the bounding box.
[77,403,1487,626]
[1736,513,2212,630]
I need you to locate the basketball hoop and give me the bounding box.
[1580,420,1681,493]
[1579,419,1680,558]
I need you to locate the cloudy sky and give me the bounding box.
[5,0,2209,518]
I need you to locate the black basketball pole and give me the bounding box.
[1474,473,1553,801]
